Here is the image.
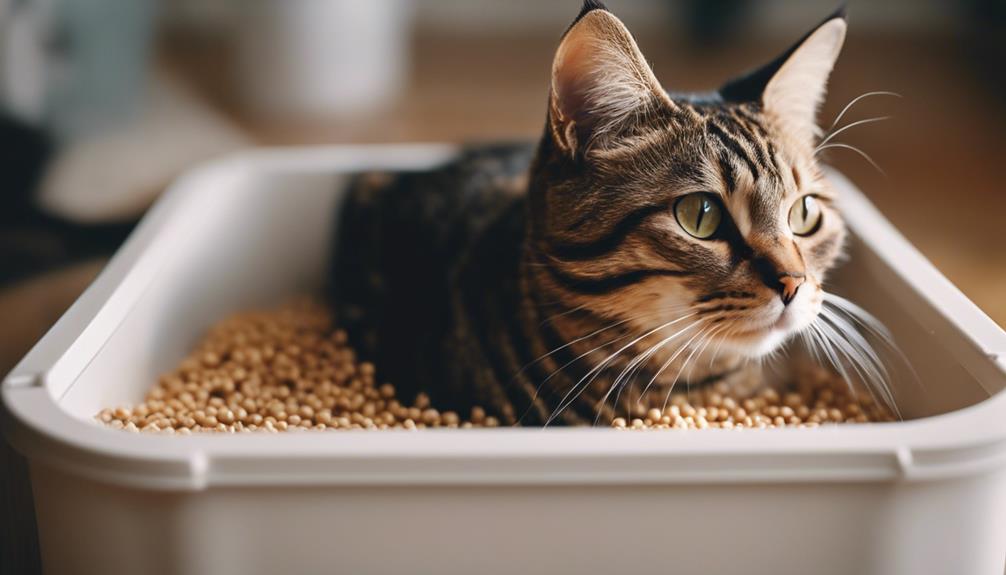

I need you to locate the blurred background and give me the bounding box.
[2,0,1005,571]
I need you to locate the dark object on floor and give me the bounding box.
[0,114,134,287]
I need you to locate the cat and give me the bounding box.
[332,1,861,426]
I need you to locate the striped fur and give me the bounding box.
[331,3,849,425]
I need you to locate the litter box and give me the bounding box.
[3,145,1006,575]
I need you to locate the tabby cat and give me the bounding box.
[333,2,861,425]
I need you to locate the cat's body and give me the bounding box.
[333,144,541,423]
[332,2,859,425]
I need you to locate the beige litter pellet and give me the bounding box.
[97,299,493,433]
[97,299,892,433]
[611,362,894,430]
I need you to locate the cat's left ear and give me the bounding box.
[720,9,847,147]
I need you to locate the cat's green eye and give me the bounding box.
[789,195,823,236]
[674,193,722,239]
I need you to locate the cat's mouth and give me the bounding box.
[740,306,807,335]
[717,305,811,357]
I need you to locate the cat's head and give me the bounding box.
[528,1,848,358]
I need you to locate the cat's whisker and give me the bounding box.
[708,320,742,369]
[810,313,901,419]
[818,311,899,415]
[519,316,636,381]
[520,308,696,424]
[815,142,885,175]
[655,323,720,414]
[680,323,722,384]
[816,116,891,153]
[825,91,902,134]
[693,323,729,377]
[537,303,588,327]
[522,301,693,391]
[670,323,725,400]
[594,316,711,424]
[806,322,854,392]
[820,308,889,382]
[822,295,902,357]
[617,316,715,413]
[815,319,883,400]
[822,294,923,391]
[544,313,699,426]
[594,331,678,425]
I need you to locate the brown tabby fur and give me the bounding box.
[332,2,848,425]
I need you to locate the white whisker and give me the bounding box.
[813,312,900,418]
[816,116,892,153]
[823,292,923,393]
[631,318,714,409]
[600,316,712,423]
[815,143,885,175]
[658,324,719,413]
[545,312,698,426]
[826,91,902,134]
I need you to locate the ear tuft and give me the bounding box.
[549,7,664,157]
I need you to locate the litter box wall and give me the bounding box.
[28,461,1006,575]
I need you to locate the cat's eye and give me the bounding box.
[789,195,823,236]
[674,193,722,239]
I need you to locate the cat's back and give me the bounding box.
[330,143,534,402]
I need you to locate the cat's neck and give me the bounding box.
[518,255,745,423]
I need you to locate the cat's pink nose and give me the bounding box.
[779,274,805,305]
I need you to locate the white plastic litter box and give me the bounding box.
[4,145,1006,575]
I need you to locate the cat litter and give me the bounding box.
[95,299,889,433]
[613,370,893,430]
[96,300,498,433]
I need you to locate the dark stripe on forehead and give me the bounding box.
[732,106,786,180]
[716,150,737,195]
[550,203,666,260]
[542,260,692,295]
[767,140,784,178]
[716,112,759,150]
[718,113,777,180]
[707,121,760,183]
[733,106,768,133]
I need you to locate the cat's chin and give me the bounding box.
[718,328,793,358]
[718,312,814,358]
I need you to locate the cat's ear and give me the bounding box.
[720,9,847,147]
[549,1,667,158]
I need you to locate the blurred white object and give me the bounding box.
[235,0,412,120]
[0,0,156,140]
[0,0,50,122]
[37,73,250,223]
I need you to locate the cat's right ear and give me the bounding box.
[549,1,667,159]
